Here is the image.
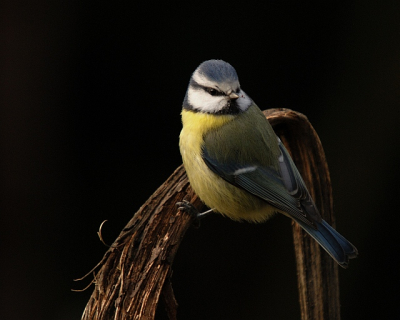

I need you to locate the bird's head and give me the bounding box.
[183,60,252,115]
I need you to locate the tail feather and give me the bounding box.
[294,218,358,268]
[320,220,358,259]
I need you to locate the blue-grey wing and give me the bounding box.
[202,139,358,267]
[202,140,318,229]
[276,138,321,223]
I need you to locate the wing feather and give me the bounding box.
[201,133,358,268]
[202,144,317,228]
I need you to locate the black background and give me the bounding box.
[1,1,399,319]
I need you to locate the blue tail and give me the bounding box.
[294,218,358,268]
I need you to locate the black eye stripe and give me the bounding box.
[190,79,234,97]
[204,87,225,96]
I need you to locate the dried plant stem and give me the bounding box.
[78,109,340,320]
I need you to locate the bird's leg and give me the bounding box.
[175,200,214,226]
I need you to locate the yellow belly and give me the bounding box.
[179,108,277,222]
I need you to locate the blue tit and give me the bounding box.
[179,59,358,268]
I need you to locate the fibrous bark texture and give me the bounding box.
[78,108,340,320]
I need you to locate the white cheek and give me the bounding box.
[237,90,252,111]
[188,89,225,113]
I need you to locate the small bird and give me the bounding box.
[178,59,358,268]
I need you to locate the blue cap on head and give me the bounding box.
[196,60,238,83]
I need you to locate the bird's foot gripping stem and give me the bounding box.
[176,200,213,226]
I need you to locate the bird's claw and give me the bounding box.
[176,200,199,217]
[176,200,214,227]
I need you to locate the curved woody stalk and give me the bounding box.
[79,109,340,320]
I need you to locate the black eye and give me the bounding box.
[235,87,240,93]
[205,87,223,96]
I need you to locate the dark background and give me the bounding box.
[1,1,399,319]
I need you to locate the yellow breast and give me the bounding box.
[179,108,276,222]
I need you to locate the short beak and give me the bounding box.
[229,92,239,100]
